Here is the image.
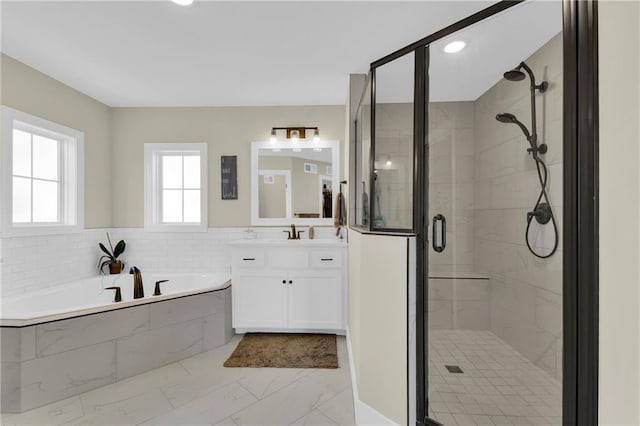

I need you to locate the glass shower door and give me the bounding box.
[424,2,563,425]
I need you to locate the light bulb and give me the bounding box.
[444,40,466,54]
[291,130,299,144]
[313,129,320,143]
[270,129,277,144]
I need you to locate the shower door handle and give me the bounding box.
[432,214,446,253]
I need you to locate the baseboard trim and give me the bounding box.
[346,328,399,426]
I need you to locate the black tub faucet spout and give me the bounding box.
[129,266,145,299]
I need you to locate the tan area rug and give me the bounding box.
[223,333,338,369]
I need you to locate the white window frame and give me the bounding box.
[144,143,208,232]
[1,106,84,237]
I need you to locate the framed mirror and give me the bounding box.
[251,140,340,226]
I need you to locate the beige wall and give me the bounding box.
[598,1,640,424]
[111,106,344,227]
[258,174,287,219]
[348,230,408,424]
[1,54,113,228]
[1,54,345,228]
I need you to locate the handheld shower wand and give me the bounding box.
[495,61,558,259]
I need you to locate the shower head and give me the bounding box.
[495,112,532,142]
[503,69,526,81]
[496,112,518,123]
[503,62,548,93]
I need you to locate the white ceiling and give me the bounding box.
[1,1,561,107]
[375,0,562,103]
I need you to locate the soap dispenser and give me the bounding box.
[308,226,315,240]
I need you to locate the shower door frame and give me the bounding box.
[367,0,599,424]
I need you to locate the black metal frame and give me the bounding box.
[350,74,372,231]
[562,0,599,424]
[359,0,599,424]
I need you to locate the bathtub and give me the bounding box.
[0,273,233,413]
[1,273,230,327]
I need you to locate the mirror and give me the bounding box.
[251,140,340,226]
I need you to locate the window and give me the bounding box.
[144,143,208,231]
[1,107,84,236]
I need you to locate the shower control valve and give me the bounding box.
[527,203,552,225]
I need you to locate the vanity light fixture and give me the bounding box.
[290,129,300,144]
[171,0,194,5]
[443,40,466,53]
[269,126,320,143]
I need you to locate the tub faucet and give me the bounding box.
[129,266,145,299]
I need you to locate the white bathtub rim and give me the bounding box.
[0,276,231,327]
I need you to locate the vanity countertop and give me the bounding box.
[228,238,347,248]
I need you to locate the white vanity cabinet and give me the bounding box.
[229,240,347,334]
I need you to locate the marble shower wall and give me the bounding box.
[428,102,476,274]
[373,103,414,229]
[473,33,563,380]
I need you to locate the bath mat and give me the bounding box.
[223,333,338,369]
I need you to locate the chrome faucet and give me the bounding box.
[129,266,145,299]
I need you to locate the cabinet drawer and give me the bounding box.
[232,250,265,267]
[267,249,309,269]
[310,250,342,268]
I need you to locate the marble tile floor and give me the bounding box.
[428,330,562,426]
[1,335,355,426]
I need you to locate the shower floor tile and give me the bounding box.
[428,330,562,426]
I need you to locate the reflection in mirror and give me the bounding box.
[259,149,332,219]
[251,140,339,226]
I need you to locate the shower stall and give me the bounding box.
[348,0,598,425]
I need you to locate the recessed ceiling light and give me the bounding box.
[443,40,466,54]
[171,0,194,6]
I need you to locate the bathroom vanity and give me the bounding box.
[229,239,347,334]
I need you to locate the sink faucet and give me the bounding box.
[283,224,305,240]
[129,266,145,299]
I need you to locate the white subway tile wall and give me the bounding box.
[0,227,339,298]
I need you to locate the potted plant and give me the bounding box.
[98,233,126,274]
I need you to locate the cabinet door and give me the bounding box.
[288,271,342,330]
[233,273,287,329]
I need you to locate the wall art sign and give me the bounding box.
[221,155,238,200]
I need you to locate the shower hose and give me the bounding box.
[527,156,559,258]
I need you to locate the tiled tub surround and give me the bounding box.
[0,285,232,413]
[0,226,341,298]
